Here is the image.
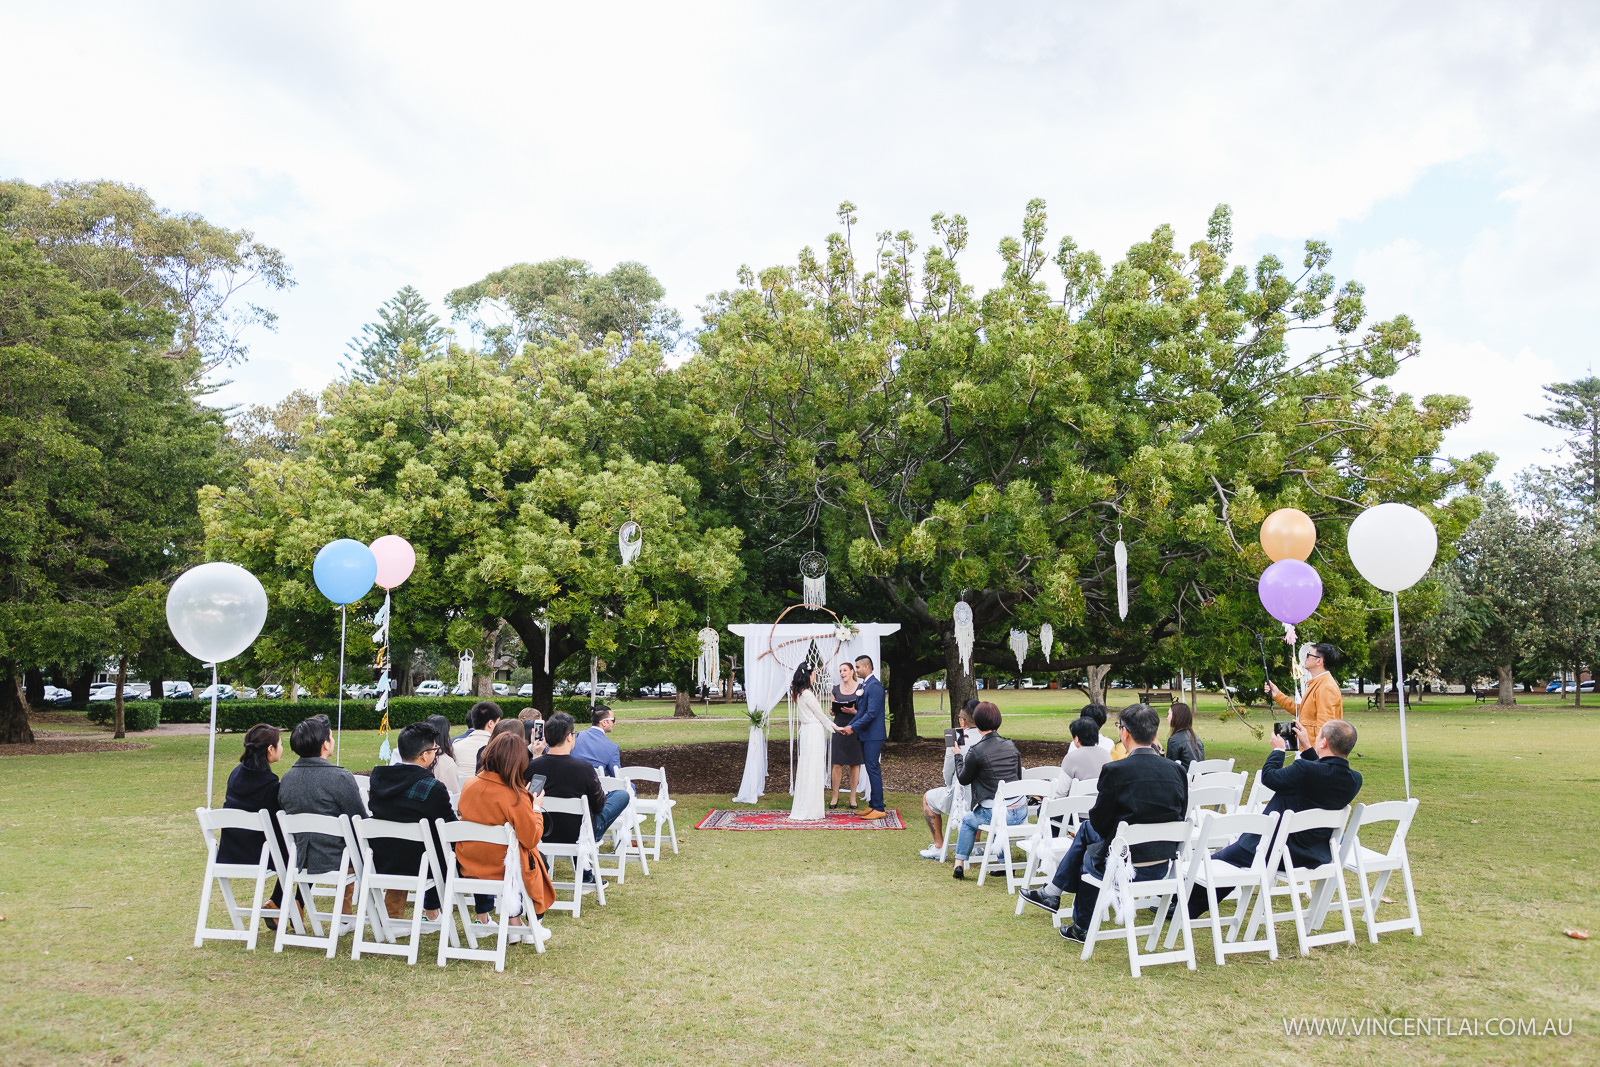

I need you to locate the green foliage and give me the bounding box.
[1522,376,1600,528]
[446,257,681,356]
[0,179,294,374]
[341,285,445,383]
[85,701,159,731]
[158,696,593,731]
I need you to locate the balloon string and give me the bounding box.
[336,606,346,765]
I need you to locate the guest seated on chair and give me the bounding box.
[919,701,983,859]
[1164,702,1205,768]
[475,718,531,775]
[949,701,1024,880]
[1186,718,1362,919]
[278,715,367,909]
[528,713,629,868]
[218,724,288,920]
[1081,703,1114,753]
[425,714,461,796]
[458,732,556,931]
[1052,716,1112,797]
[571,705,622,778]
[368,722,457,921]
[1018,704,1188,943]
[452,700,502,780]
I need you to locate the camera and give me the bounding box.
[1273,720,1299,751]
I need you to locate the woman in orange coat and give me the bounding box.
[456,732,557,925]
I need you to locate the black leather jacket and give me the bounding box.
[954,733,1022,809]
[1166,730,1205,768]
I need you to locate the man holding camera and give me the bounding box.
[1186,717,1362,918]
[1266,642,1344,744]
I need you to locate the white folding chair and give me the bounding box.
[352,774,371,812]
[1078,820,1197,976]
[597,775,650,882]
[1166,810,1283,964]
[620,766,678,858]
[435,820,547,969]
[1020,766,1059,784]
[538,797,606,917]
[1244,806,1356,956]
[274,812,367,957]
[193,808,285,950]
[1339,799,1422,942]
[351,818,445,964]
[936,778,973,864]
[1014,794,1096,918]
[976,779,1053,891]
[1068,777,1099,798]
[1187,758,1235,780]
[1241,770,1275,815]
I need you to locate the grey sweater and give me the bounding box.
[278,757,367,874]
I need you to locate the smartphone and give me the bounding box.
[945,728,963,749]
[530,719,545,743]
[527,774,547,795]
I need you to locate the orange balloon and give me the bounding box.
[1260,508,1316,562]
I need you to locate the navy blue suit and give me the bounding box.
[847,673,887,811]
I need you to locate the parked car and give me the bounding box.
[259,684,284,699]
[656,682,677,697]
[492,683,510,697]
[88,684,117,702]
[196,684,236,701]
[912,680,930,691]
[42,685,73,706]
[517,683,534,698]
[163,680,195,699]
[237,687,258,699]
[414,680,449,697]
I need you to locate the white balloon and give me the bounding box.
[1347,503,1438,592]
[165,562,269,663]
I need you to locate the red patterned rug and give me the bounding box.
[695,808,906,831]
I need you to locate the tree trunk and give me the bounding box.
[24,668,44,709]
[944,636,976,728]
[673,691,695,718]
[290,665,300,703]
[1085,664,1112,707]
[885,657,918,742]
[1576,664,1584,708]
[0,672,33,744]
[113,653,128,739]
[1496,664,1516,706]
[70,664,94,709]
[148,670,165,706]
[1378,662,1388,710]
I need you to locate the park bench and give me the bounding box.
[1139,691,1174,705]
[1366,690,1401,709]
[1473,688,1497,704]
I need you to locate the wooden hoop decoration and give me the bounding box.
[761,602,847,672]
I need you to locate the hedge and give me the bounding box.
[85,702,160,732]
[158,696,592,733]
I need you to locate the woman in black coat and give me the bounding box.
[1164,702,1206,768]
[217,724,287,913]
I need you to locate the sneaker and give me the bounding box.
[1020,888,1062,914]
[919,845,942,860]
[952,865,965,880]
[1059,924,1088,943]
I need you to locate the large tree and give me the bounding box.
[690,201,1490,738]
[0,233,222,742]
[341,285,446,384]
[202,340,742,715]
[1525,376,1600,528]
[0,179,294,376]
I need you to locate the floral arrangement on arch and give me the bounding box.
[834,618,858,643]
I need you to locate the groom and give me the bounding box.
[840,654,887,820]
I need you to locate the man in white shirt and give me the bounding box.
[452,701,501,779]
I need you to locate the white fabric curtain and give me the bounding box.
[727,623,901,803]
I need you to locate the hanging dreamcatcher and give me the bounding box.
[697,625,720,692]
[619,521,642,566]
[953,601,975,676]
[536,611,551,673]
[799,550,828,607]
[1040,622,1054,663]
[1114,524,1130,620]
[1009,629,1029,671]
[372,595,392,761]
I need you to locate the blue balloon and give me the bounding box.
[313,539,377,605]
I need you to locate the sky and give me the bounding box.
[3,0,1597,480]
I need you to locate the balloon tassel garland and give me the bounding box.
[367,535,414,762]
[373,593,392,762]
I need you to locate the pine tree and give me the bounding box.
[343,286,445,382]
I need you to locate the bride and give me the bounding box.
[789,663,838,821]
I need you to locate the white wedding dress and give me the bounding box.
[789,689,833,821]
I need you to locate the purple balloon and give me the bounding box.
[1258,559,1323,624]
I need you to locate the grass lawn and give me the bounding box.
[1,695,1596,1065]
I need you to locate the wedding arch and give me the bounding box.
[728,605,900,803]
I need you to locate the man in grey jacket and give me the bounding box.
[278,716,367,882]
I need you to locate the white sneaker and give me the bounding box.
[919,845,942,860]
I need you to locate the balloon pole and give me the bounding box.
[206,662,219,808]
[336,605,347,765]
[1392,592,1412,801]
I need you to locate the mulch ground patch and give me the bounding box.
[626,737,1069,794]
[0,738,150,757]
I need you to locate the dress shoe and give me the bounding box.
[952,865,965,880]
[860,809,887,820]
[1020,888,1062,914]
[1059,924,1088,943]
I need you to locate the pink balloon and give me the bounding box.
[370,535,416,590]
[1258,559,1322,625]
